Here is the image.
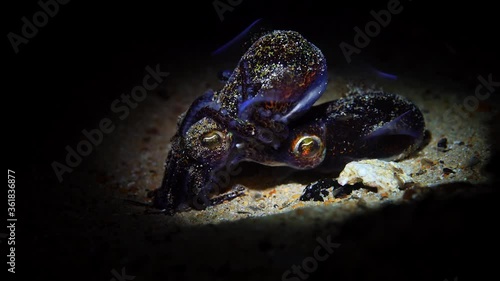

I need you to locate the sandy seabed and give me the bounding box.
[30,56,498,281]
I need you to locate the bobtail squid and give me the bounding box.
[150,30,425,214]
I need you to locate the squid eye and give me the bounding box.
[293,135,323,158]
[201,131,225,149]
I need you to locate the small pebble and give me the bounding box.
[253,192,263,200]
[415,169,426,176]
[249,206,260,211]
[466,156,480,168]
[437,138,447,151]
[443,168,455,175]
[281,201,292,209]
[420,158,434,167]
[438,138,448,148]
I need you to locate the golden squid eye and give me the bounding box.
[201,131,225,149]
[293,135,323,158]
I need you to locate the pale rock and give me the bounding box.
[337,159,413,193]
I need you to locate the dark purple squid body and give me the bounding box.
[151,30,425,214]
[152,30,328,213]
[251,92,425,173]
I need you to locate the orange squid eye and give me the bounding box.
[292,135,323,158]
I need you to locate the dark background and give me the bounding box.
[6,0,499,169]
[5,0,499,280]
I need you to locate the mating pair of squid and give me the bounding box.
[150,30,425,214]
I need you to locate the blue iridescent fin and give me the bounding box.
[279,70,328,122]
[371,66,398,80]
[211,18,263,56]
